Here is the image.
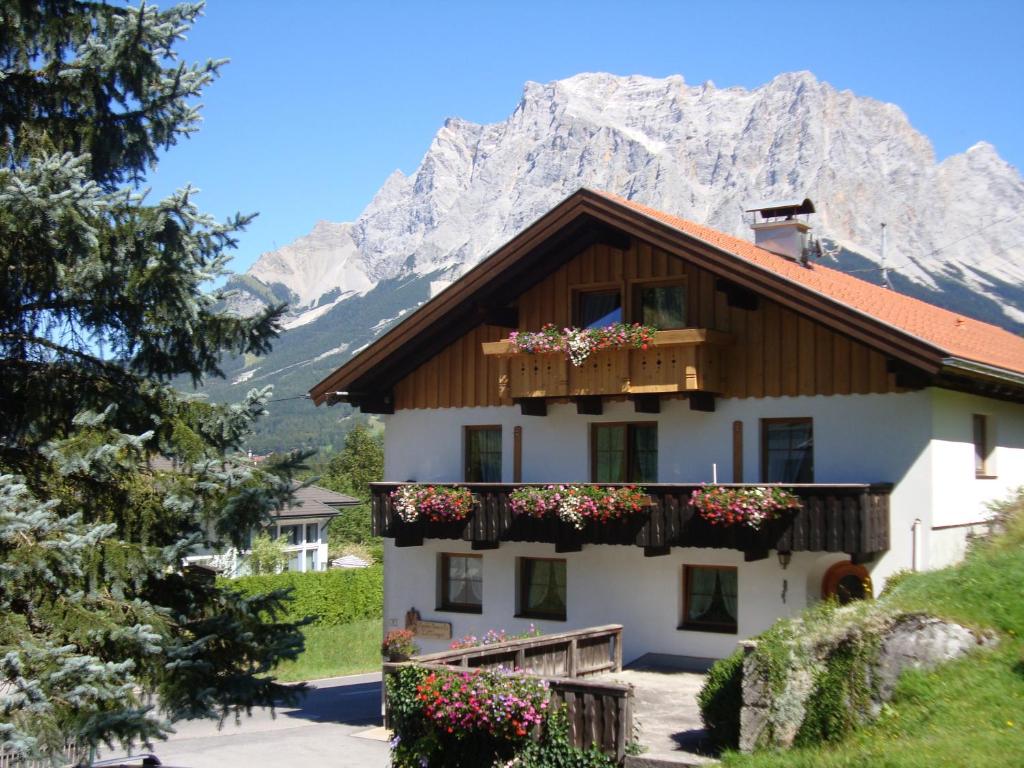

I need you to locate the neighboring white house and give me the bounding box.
[153,457,361,577]
[310,189,1024,663]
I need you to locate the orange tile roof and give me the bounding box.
[599,191,1024,376]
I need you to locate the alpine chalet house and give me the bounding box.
[310,189,1024,662]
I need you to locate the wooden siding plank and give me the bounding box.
[850,340,870,394]
[781,308,799,395]
[464,330,477,406]
[798,316,816,396]
[763,302,781,397]
[746,302,764,398]
[833,335,851,395]
[816,324,834,397]
[700,270,716,329]
[553,263,569,328]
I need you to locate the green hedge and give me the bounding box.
[225,566,383,626]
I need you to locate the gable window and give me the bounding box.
[761,418,813,483]
[591,423,658,483]
[634,281,687,329]
[518,557,566,621]
[440,553,483,613]
[973,414,995,478]
[575,288,622,329]
[681,565,738,634]
[465,425,502,482]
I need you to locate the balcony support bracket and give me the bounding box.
[575,396,604,415]
[631,394,661,414]
[472,540,500,551]
[744,549,769,562]
[517,397,548,417]
[849,551,875,565]
[689,392,716,412]
[644,545,671,557]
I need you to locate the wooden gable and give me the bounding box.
[393,237,898,410]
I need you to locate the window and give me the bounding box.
[634,281,687,329]
[440,554,483,612]
[465,426,502,482]
[761,419,813,483]
[278,524,302,545]
[973,414,995,478]
[591,423,658,483]
[681,566,738,633]
[305,548,316,572]
[575,288,622,329]
[518,558,566,621]
[305,523,319,544]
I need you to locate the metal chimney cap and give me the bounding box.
[745,197,816,220]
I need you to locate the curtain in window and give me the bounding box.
[719,570,738,622]
[687,567,717,620]
[526,560,566,616]
[579,291,622,329]
[594,425,626,482]
[633,425,659,482]
[447,556,482,605]
[467,428,501,482]
[764,421,813,482]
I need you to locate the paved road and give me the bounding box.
[146,673,390,768]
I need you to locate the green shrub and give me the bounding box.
[698,648,745,748]
[225,566,383,626]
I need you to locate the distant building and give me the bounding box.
[149,457,359,576]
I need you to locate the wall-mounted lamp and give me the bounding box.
[777,551,792,570]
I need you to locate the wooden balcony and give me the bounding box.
[370,482,892,560]
[481,329,732,400]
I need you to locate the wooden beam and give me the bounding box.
[689,392,716,412]
[849,551,876,565]
[472,540,500,550]
[631,394,661,413]
[555,540,583,553]
[643,545,671,557]
[517,397,547,417]
[744,549,769,562]
[575,396,603,415]
[350,392,395,414]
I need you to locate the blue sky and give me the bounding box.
[150,0,1024,274]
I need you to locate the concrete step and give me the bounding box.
[625,753,719,768]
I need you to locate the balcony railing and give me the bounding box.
[370,482,892,559]
[481,328,732,399]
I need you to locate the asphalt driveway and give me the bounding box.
[146,672,390,767]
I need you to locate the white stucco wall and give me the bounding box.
[380,388,1024,659]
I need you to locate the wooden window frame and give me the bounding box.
[629,277,689,329]
[516,556,567,621]
[680,564,739,634]
[439,552,483,614]
[760,417,814,483]
[973,414,996,479]
[590,421,658,483]
[464,425,502,483]
[570,282,624,328]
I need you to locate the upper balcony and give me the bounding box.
[481,328,732,401]
[370,482,892,561]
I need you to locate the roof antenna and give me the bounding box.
[880,223,892,289]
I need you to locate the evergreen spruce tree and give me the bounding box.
[0,1,308,761]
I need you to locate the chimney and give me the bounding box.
[745,197,817,264]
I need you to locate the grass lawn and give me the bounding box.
[272,618,382,682]
[720,504,1024,768]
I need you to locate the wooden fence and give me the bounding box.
[384,624,634,762]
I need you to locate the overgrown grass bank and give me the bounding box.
[272,619,381,682]
[719,497,1024,768]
